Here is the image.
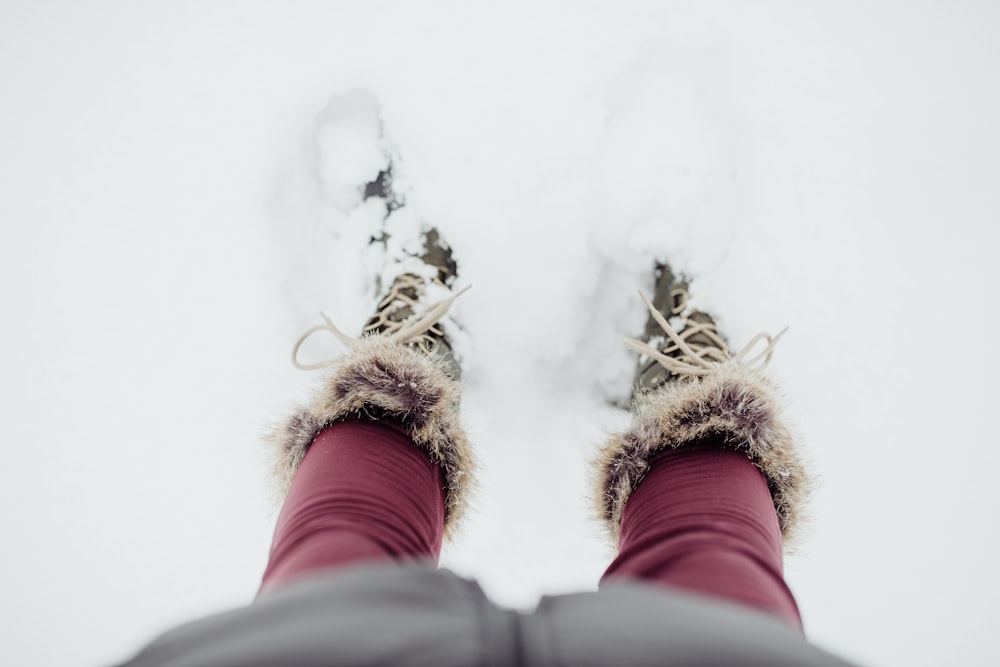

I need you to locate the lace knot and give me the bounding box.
[291,282,470,371]
[625,290,787,380]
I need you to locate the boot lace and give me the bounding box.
[625,289,787,378]
[291,277,470,371]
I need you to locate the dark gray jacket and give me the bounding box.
[118,563,858,667]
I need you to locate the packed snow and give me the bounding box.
[2,3,999,666]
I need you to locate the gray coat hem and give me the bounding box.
[117,562,859,667]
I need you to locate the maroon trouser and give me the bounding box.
[260,420,802,629]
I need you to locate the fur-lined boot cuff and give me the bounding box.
[594,362,809,547]
[267,335,475,539]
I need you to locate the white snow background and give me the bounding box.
[2,2,998,665]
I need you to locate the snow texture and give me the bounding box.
[1,3,999,667]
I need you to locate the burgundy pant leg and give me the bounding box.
[259,420,445,595]
[602,441,803,628]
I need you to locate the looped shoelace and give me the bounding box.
[361,274,444,344]
[291,280,471,371]
[624,290,787,378]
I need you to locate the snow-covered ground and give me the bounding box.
[2,2,998,665]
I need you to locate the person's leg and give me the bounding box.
[601,440,801,627]
[258,103,475,594]
[594,262,809,629]
[260,194,474,594]
[259,420,445,595]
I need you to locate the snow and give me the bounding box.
[2,2,999,666]
[315,89,390,211]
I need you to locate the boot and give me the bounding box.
[362,227,463,380]
[594,261,809,547]
[631,262,731,399]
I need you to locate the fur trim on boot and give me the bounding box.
[267,335,475,539]
[594,361,809,548]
